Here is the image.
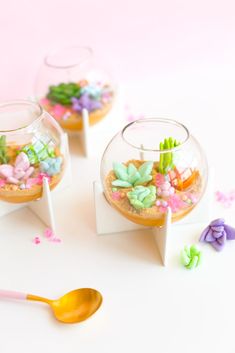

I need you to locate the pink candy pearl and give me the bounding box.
[161,181,171,191]
[33,236,41,245]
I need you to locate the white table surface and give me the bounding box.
[1,78,235,353]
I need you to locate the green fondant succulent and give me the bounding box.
[112,161,153,188]
[0,135,9,164]
[127,185,156,210]
[180,245,202,270]
[20,140,55,165]
[47,82,81,105]
[159,137,180,174]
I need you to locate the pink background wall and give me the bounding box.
[1,0,235,101]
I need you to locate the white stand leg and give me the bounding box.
[0,133,71,232]
[81,108,90,158]
[93,181,148,234]
[93,178,213,266]
[152,208,171,266]
[28,177,56,233]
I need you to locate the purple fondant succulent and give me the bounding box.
[200,218,235,251]
[71,93,102,113]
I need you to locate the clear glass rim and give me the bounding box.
[44,45,93,69]
[0,100,43,133]
[121,118,190,152]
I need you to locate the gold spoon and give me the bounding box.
[0,288,103,323]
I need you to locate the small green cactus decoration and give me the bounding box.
[47,82,81,105]
[180,245,202,270]
[112,161,153,188]
[0,135,9,164]
[20,141,55,165]
[127,185,156,210]
[159,137,180,174]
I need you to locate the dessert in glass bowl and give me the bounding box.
[0,100,66,203]
[101,118,208,227]
[35,46,115,131]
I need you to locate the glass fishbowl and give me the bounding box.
[101,118,208,227]
[0,100,66,203]
[35,46,115,131]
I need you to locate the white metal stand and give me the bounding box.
[81,108,90,158]
[28,178,56,233]
[152,208,171,266]
[93,176,213,266]
[0,133,71,233]
[67,108,90,157]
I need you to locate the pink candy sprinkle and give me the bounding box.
[167,194,185,213]
[156,200,161,206]
[51,237,62,243]
[33,236,41,245]
[112,191,121,201]
[44,228,62,243]
[52,104,66,119]
[44,228,54,239]
[215,190,235,208]
[0,178,6,187]
[155,173,165,187]
[26,173,51,188]
[124,104,144,122]
[40,98,50,106]
[33,228,61,246]
[37,173,51,185]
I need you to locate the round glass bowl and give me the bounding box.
[101,118,208,227]
[0,100,66,203]
[35,46,115,131]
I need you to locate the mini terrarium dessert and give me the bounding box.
[0,101,65,203]
[36,46,115,131]
[101,118,208,227]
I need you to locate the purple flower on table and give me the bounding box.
[71,93,102,113]
[200,218,235,251]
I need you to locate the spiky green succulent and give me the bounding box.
[0,135,9,164]
[47,82,81,105]
[112,161,153,188]
[159,137,180,175]
[20,140,55,165]
[127,185,156,210]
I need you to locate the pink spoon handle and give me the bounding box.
[0,289,27,300]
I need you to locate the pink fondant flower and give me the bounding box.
[0,152,34,185]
